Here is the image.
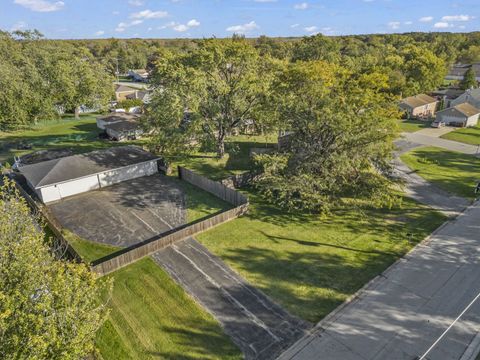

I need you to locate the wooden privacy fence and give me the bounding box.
[91,167,249,276]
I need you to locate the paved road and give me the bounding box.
[278,201,480,360]
[153,238,309,360]
[403,132,480,155]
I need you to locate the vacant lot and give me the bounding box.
[176,137,446,322]
[401,146,480,199]
[0,114,144,163]
[96,258,242,360]
[441,125,480,146]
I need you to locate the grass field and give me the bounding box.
[401,146,480,199]
[399,119,431,133]
[196,191,445,322]
[96,258,241,360]
[0,114,145,164]
[441,125,480,146]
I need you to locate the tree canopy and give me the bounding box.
[0,178,110,359]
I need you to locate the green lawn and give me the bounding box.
[399,119,431,133]
[0,114,145,164]
[96,258,241,360]
[176,134,276,181]
[441,125,480,146]
[196,190,445,322]
[401,146,480,199]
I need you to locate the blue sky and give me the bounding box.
[1,0,479,39]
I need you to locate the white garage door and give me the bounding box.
[98,160,158,187]
[56,175,101,199]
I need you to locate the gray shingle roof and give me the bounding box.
[19,146,158,188]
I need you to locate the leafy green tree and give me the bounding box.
[0,178,110,359]
[460,67,477,90]
[253,61,400,212]
[147,37,273,158]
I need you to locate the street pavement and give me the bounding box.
[153,238,309,360]
[403,132,480,156]
[278,201,480,360]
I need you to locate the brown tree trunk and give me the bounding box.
[216,131,226,159]
[74,106,80,120]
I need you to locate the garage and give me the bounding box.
[435,103,480,127]
[19,146,160,203]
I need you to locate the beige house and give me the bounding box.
[399,94,438,119]
[436,103,480,127]
[96,112,141,130]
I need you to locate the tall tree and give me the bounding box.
[146,37,273,158]
[460,67,477,90]
[0,178,110,359]
[253,61,400,212]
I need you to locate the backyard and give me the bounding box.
[0,114,145,164]
[401,146,480,199]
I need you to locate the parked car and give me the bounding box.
[431,120,446,128]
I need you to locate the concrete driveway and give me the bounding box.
[278,201,480,360]
[403,132,480,156]
[153,238,310,360]
[414,127,456,137]
[48,174,186,247]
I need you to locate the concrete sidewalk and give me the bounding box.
[153,238,309,360]
[278,201,480,360]
[403,132,480,155]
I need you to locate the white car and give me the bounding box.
[431,120,445,128]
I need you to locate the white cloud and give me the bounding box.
[112,10,120,15]
[130,9,168,19]
[388,21,401,30]
[458,25,466,29]
[290,23,299,28]
[441,14,474,21]
[14,0,64,12]
[115,19,143,32]
[254,0,277,2]
[128,0,144,6]
[95,30,105,36]
[158,19,200,32]
[433,22,451,28]
[187,19,200,27]
[404,21,413,25]
[304,25,317,32]
[294,2,309,10]
[419,16,434,22]
[10,21,28,31]
[226,21,259,33]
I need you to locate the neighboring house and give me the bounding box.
[430,89,464,109]
[436,103,480,127]
[446,63,480,82]
[128,69,149,82]
[399,94,438,119]
[18,146,159,203]
[96,112,141,130]
[114,84,138,102]
[450,88,480,109]
[105,120,144,141]
[126,90,151,104]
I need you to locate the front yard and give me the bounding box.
[401,146,480,199]
[399,119,431,133]
[441,125,480,146]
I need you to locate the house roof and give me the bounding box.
[105,120,142,133]
[115,84,138,93]
[400,94,437,109]
[447,63,480,77]
[19,146,158,189]
[97,112,141,123]
[430,89,464,99]
[131,69,149,76]
[453,102,480,117]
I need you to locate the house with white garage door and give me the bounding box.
[18,146,159,203]
[435,103,480,127]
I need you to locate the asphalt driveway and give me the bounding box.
[48,174,186,247]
